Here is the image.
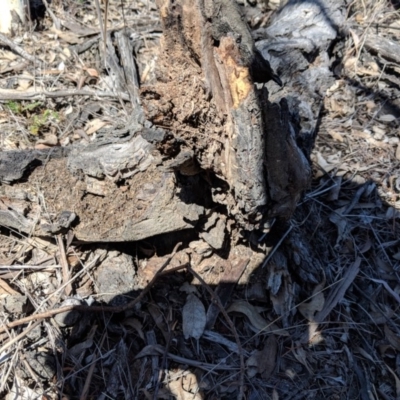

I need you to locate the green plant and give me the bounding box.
[5,101,42,114]
[29,109,59,135]
[5,101,59,135]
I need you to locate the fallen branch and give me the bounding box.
[0,88,130,101]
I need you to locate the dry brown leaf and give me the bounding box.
[372,125,386,140]
[227,300,288,336]
[315,152,337,172]
[5,376,42,400]
[1,50,18,61]
[352,129,386,146]
[63,47,71,58]
[17,72,33,91]
[182,294,206,340]
[307,322,324,346]
[37,133,58,146]
[34,143,53,149]
[47,51,57,64]
[84,67,100,78]
[343,56,357,71]
[84,118,108,135]
[355,346,375,363]
[348,29,361,48]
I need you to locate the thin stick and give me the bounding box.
[0,88,130,101]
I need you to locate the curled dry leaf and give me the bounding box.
[315,152,337,173]
[182,294,206,340]
[227,300,288,336]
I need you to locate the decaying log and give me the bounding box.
[142,0,312,221]
[0,0,346,243]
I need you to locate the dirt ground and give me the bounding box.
[1,0,400,399]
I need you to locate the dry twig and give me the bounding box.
[0,88,130,101]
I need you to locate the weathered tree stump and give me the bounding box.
[0,0,345,243]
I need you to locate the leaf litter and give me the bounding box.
[0,0,400,399]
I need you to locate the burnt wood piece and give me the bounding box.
[0,146,70,184]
